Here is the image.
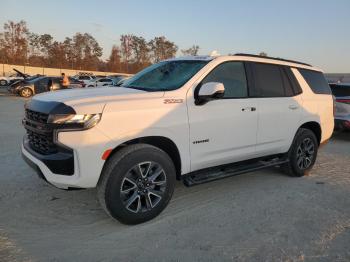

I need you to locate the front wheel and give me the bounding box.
[20,87,33,98]
[282,128,318,177]
[97,144,176,224]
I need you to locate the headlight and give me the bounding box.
[47,114,101,130]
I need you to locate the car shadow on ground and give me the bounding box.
[332,130,350,142]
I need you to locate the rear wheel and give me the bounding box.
[97,144,176,224]
[20,88,33,98]
[282,128,318,177]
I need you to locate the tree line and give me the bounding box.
[0,20,200,73]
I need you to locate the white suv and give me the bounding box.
[22,54,334,224]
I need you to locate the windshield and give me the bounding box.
[121,60,208,91]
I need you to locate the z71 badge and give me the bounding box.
[163,99,184,104]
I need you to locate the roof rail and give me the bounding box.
[234,53,312,67]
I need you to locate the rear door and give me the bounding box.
[247,62,302,156]
[34,77,50,94]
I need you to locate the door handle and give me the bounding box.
[242,107,256,112]
[288,105,299,110]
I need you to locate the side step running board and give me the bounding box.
[183,158,288,187]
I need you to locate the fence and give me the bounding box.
[1,64,132,77]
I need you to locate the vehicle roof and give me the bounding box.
[167,55,321,72]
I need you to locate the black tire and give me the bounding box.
[97,144,176,224]
[20,87,33,98]
[282,128,318,177]
[0,80,7,86]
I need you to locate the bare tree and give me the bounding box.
[120,34,133,72]
[107,45,122,72]
[0,20,29,64]
[72,33,103,70]
[181,45,200,56]
[259,52,268,57]
[131,35,150,68]
[149,36,178,63]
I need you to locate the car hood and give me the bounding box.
[31,87,165,114]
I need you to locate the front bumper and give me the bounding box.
[22,127,112,189]
[23,137,74,175]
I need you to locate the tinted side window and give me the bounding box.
[79,76,90,80]
[252,63,285,97]
[285,67,302,95]
[38,78,49,87]
[280,67,294,96]
[299,69,331,94]
[202,62,247,98]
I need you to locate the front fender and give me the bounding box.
[97,126,191,175]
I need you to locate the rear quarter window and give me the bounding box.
[298,69,331,94]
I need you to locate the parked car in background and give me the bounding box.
[73,75,95,85]
[8,74,44,91]
[114,77,131,86]
[0,69,30,86]
[87,78,114,87]
[9,76,82,97]
[69,77,85,88]
[330,83,350,130]
[109,76,128,85]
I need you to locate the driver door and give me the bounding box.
[187,61,258,171]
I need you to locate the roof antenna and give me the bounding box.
[209,50,220,57]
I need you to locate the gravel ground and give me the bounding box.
[0,93,349,262]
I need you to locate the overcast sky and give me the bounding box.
[1,0,350,72]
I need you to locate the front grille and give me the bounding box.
[24,109,57,155]
[25,109,49,124]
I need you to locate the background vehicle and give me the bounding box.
[69,77,85,88]
[22,54,334,224]
[0,69,30,86]
[110,76,128,86]
[114,77,130,86]
[330,83,350,130]
[74,75,95,85]
[11,76,81,97]
[87,77,114,87]
[8,74,44,92]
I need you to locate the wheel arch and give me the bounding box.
[104,136,182,180]
[299,121,322,145]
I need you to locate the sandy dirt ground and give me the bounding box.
[0,92,349,262]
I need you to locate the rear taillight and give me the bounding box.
[336,99,350,104]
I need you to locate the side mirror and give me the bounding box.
[195,82,225,105]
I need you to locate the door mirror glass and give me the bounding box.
[196,82,225,105]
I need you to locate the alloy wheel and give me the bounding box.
[296,138,315,170]
[120,161,167,213]
[21,89,32,97]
